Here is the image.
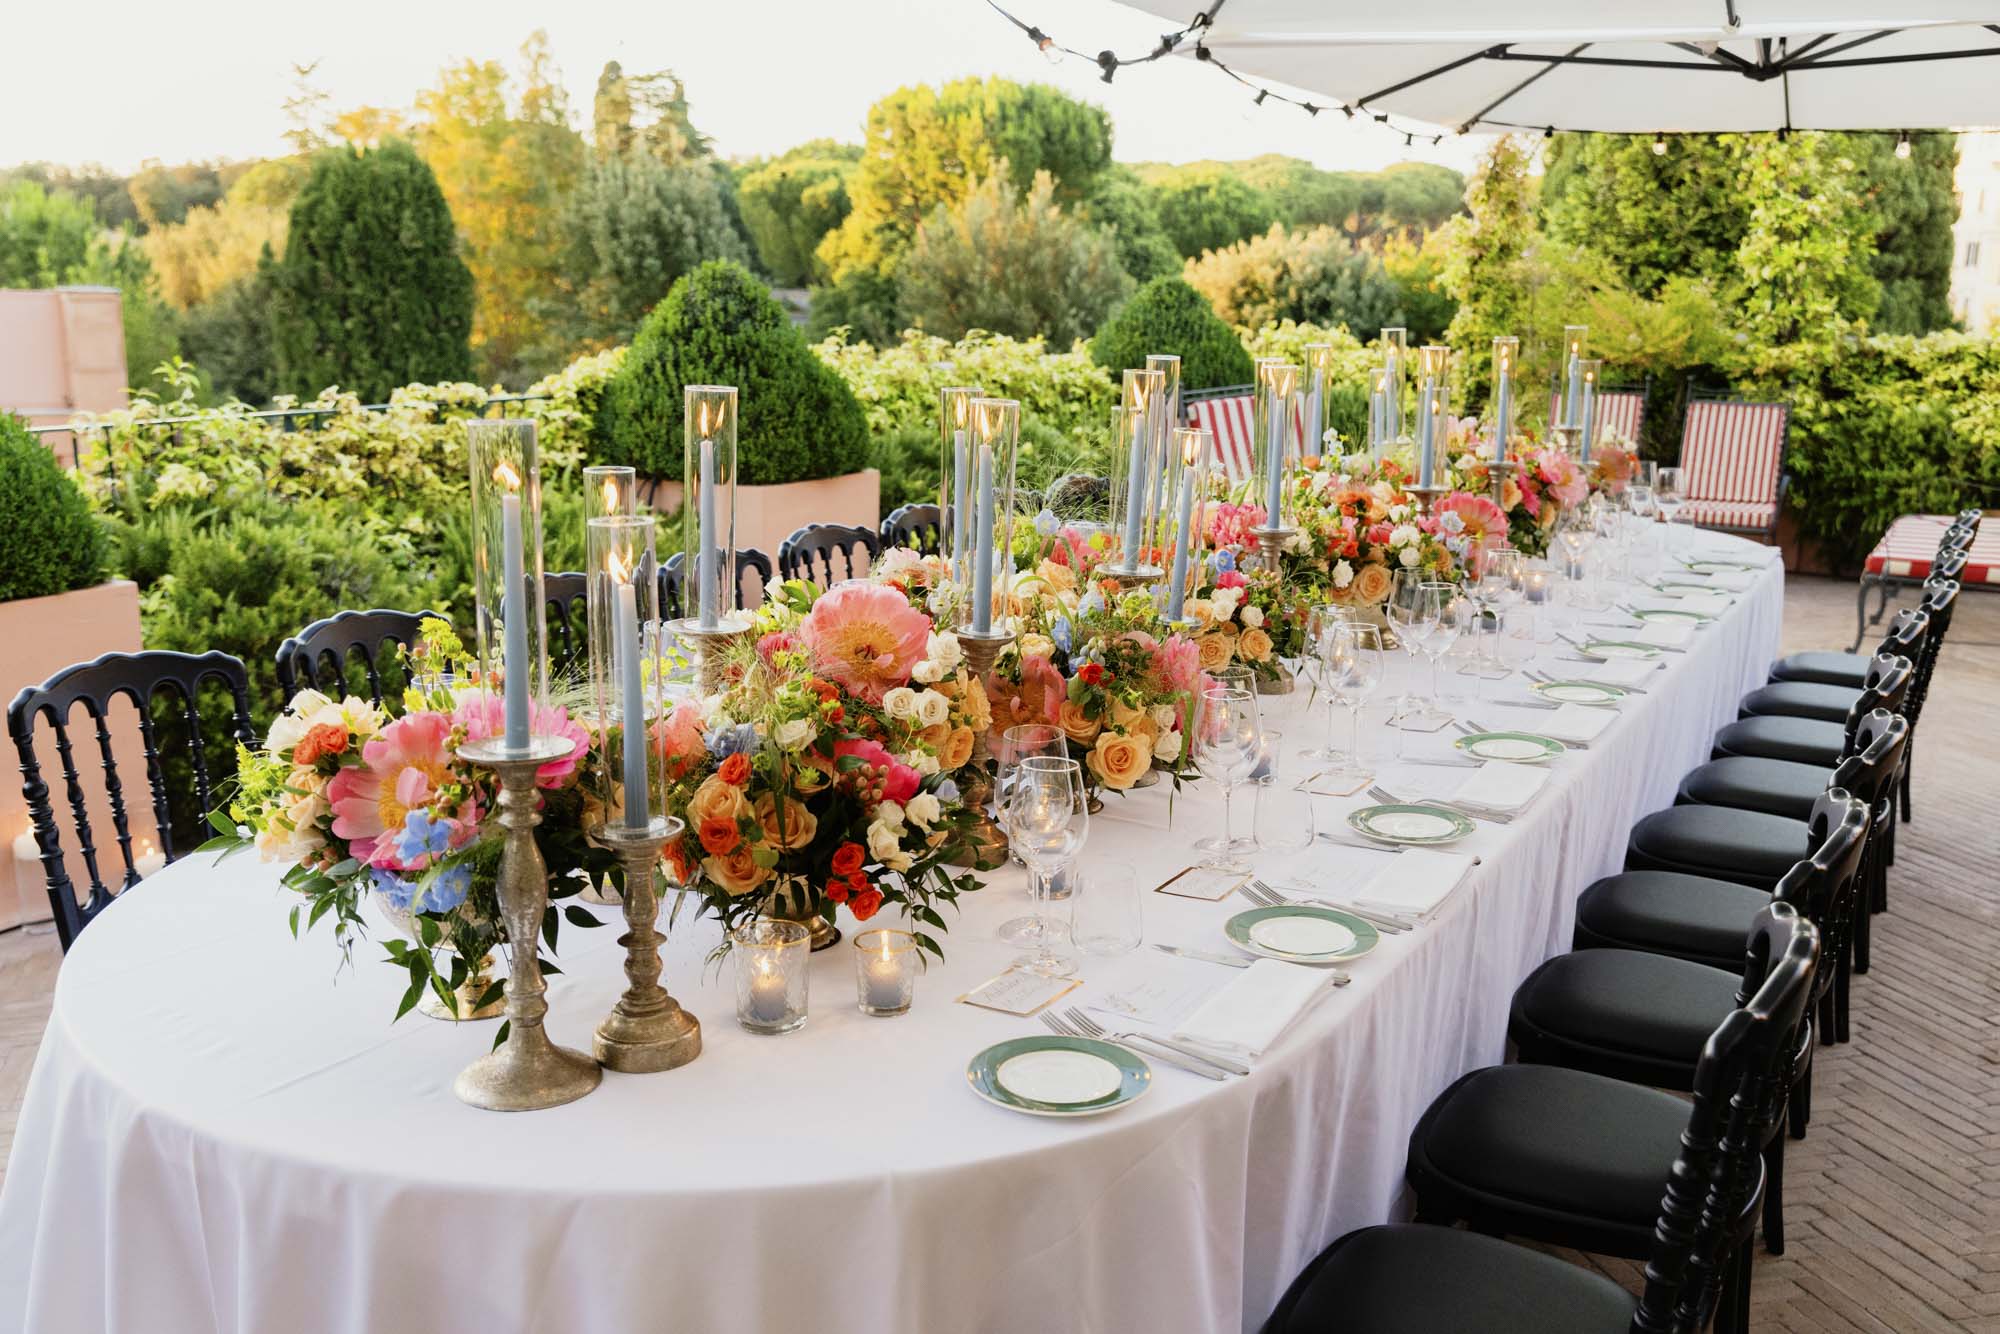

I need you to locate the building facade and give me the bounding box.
[1951,131,2000,334]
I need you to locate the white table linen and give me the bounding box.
[0,535,1784,1334]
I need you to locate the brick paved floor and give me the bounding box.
[0,574,1994,1330]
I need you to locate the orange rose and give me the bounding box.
[1086,731,1154,790]
[293,722,349,766]
[718,752,752,786]
[698,815,741,856]
[689,773,751,827]
[919,720,952,749]
[702,843,771,896]
[940,725,976,771]
[830,841,866,878]
[961,676,992,733]
[1058,698,1101,744]
[1352,562,1393,605]
[1197,634,1235,671]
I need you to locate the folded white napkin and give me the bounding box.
[1451,761,1550,812]
[1689,569,1758,591]
[1690,543,1781,567]
[1352,848,1475,918]
[1173,959,1330,1058]
[1641,592,1731,617]
[1539,703,1616,743]
[1633,622,1695,650]
[1584,659,1657,688]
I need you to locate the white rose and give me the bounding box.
[1211,587,1241,612]
[774,718,815,751]
[882,687,920,722]
[876,800,905,829]
[1400,546,1420,567]
[1153,729,1183,763]
[905,792,942,828]
[266,713,306,755]
[905,750,940,777]
[867,819,913,872]
[1241,605,1264,629]
[1390,523,1419,548]
[927,631,962,672]
[911,660,943,685]
[915,690,951,728]
[1388,504,1411,523]
[1151,704,1177,728]
[1333,559,1355,589]
[1285,530,1311,554]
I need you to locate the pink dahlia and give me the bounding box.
[452,691,590,788]
[327,712,478,870]
[1436,491,1508,552]
[798,581,931,705]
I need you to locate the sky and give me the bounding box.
[0,0,1491,173]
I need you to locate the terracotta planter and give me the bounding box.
[0,580,156,931]
[643,470,882,572]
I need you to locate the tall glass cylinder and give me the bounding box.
[1380,327,1409,442]
[584,464,638,524]
[1578,358,1604,462]
[1367,366,1390,456]
[1109,369,1164,575]
[1252,363,1301,529]
[1163,427,1213,623]
[1560,324,1589,426]
[1415,346,1450,489]
[1489,336,1519,466]
[467,419,549,748]
[586,516,665,832]
[1145,353,1182,528]
[681,385,746,632]
[967,397,1021,634]
[1302,342,1334,457]
[937,386,981,588]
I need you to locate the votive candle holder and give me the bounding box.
[852,928,920,1017]
[734,918,811,1034]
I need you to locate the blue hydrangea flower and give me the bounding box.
[1078,588,1106,616]
[1209,549,1237,574]
[417,862,472,915]
[1438,511,1466,535]
[704,722,758,759]
[1034,507,1060,537]
[370,867,419,912]
[935,779,961,804]
[1050,616,1073,654]
[394,809,452,865]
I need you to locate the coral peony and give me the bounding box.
[798,582,932,705]
[452,691,589,787]
[327,712,478,870]
[1436,492,1507,553]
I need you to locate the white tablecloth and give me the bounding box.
[0,536,1784,1334]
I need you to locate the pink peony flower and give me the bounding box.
[451,691,589,788]
[1156,634,1200,693]
[1215,570,1248,590]
[799,581,932,704]
[327,712,478,870]
[1206,502,1268,553]
[652,700,708,777]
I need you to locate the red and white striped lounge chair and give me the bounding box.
[1547,386,1647,447]
[1675,398,1791,543]
[1853,511,1996,647]
[1183,389,1308,489]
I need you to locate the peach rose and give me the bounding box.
[1109,698,1161,744]
[1086,730,1154,790]
[752,792,817,851]
[940,725,976,771]
[1058,699,1102,744]
[1036,558,1077,594]
[1197,634,1235,671]
[919,721,952,749]
[702,844,772,896]
[689,773,751,827]
[1239,627,1274,662]
[1352,562,1393,605]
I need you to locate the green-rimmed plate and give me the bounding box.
[1579,639,1664,661]
[1632,606,1714,625]
[967,1035,1152,1117]
[1453,730,1567,764]
[1683,558,1761,575]
[1224,904,1380,964]
[1530,679,1629,706]
[1347,802,1477,847]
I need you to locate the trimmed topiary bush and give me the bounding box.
[603,260,869,484]
[0,414,107,602]
[1088,276,1255,391]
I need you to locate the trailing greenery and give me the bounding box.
[601,260,867,483]
[1089,276,1254,390]
[0,415,106,602]
[269,142,475,401]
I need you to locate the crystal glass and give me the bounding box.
[1302,342,1335,455]
[1007,756,1088,976]
[994,723,1065,945]
[1193,686,1261,872]
[1469,547,1521,680]
[1488,335,1519,461]
[1367,365,1391,453]
[1386,568,1437,727]
[733,919,810,1034]
[1252,361,1301,529]
[1109,370,1166,575]
[1300,603,1354,762]
[967,397,1022,634]
[1421,581,1470,715]
[681,386,748,633]
[1655,465,1686,549]
[853,928,920,1016]
[1254,783,1318,856]
[1207,663,1257,696]
[1380,327,1409,443]
[1146,354,1183,529]
[938,385,982,588]
[586,516,667,831]
[584,464,638,523]
[466,419,550,742]
[1071,865,1143,957]
[1321,621,1383,787]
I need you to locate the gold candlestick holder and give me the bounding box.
[1403,484,1449,519]
[1100,564,1163,593]
[454,736,602,1112]
[670,617,751,695]
[589,817,702,1074]
[1250,524,1296,573]
[948,626,1015,869]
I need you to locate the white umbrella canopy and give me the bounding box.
[1115,1,2000,132]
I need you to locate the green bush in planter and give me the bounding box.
[0,415,107,602]
[602,260,869,485]
[1088,277,1255,391]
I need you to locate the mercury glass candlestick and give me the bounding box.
[454,735,601,1111]
[1489,335,1518,466]
[1303,343,1334,456]
[591,817,701,1073]
[946,625,1015,868]
[1578,358,1604,463]
[1561,325,1589,426]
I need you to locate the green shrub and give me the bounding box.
[1088,276,1254,390]
[602,260,868,484]
[0,415,107,602]
[814,328,1114,444]
[870,428,937,513]
[1150,170,1276,258]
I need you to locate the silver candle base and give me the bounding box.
[1250,525,1296,574]
[669,615,753,695]
[591,818,702,1074]
[453,736,602,1112]
[948,626,1015,870]
[1403,484,1449,519]
[1101,563,1164,592]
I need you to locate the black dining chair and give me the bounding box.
[662,548,773,620]
[1263,904,1818,1334]
[880,503,944,555]
[1709,650,1913,772]
[542,573,589,676]
[276,608,451,707]
[778,523,879,586]
[9,650,259,952]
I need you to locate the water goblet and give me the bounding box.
[1007,756,1088,976]
[1192,686,1262,872]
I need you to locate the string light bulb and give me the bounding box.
[1027,26,1062,65]
[1895,132,1912,160]
[1652,135,1667,156]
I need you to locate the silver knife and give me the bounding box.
[1152,943,1252,968]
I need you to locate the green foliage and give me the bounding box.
[1239,321,1377,385]
[1088,276,1253,390]
[602,260,867,483]
[270,142,474,401]
[805,267,903,344]
[178,264,279,405]
[1151,170,1275,258]
[0,415,106,602]
[1853,132,1958,336]
[736,142,858,286]
[1133,157,1465,245]
[1078,167,1181,282]
[813,328,1115,442]
[870,427,937,513]
[896,172,1132,345]
[1185,224,1418,340]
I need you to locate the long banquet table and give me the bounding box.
[0,534,1784,1334]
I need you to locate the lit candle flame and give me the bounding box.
[601,476,620,513]
[492,459,522,491]
[698,401,715,438]
[607,546,631,583]
[1182,432,1203,467]
[953,394,969,427]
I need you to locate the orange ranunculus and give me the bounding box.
[697,815,741,856]
[850,887,884,920]
[718,752,752,786]
[293,723,349,767]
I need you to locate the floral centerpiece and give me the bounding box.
[1587,424,1641,496]
[1448,421,1588,558]
[1180,552,1310,688]
[657,578,986,957]
[1279,452,1464,606]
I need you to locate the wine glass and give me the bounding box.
[1420,581,1469,718]
[1300,603,1353,762]
[993,723,1064,945]
[1320,621,1383,787]
[1385,568,1436,727]
[1007,756,1087,976]
[1192,686,1261,872]
[1655,466,1685,552]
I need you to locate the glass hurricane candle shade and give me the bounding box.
[587,516,666,832]
[853,928,920,1016]
[1561,324,1589,426]
[584,464,638,523]
[937,385,982,590]
[682,385,747,634]
[1578,359,1604,461]
[966,396,1021,634]
[1379,327,1409,442]
[466,419,550,749]
[1489,336,1519,464]
[1251,362,1301,529]
[1145,354,1182,527]
[1163,427,1213,624]
[734,919,811,1034]
[1109,370,1165,575]
[1302,342,1334,455]
[1367,366,1390,455]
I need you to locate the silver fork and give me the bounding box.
[1039,1010,1228,1081]
[1061,1007,1248,1076]
[1251,879,1412,935]
[1369,783,1512,826]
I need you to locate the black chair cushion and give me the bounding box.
[1739,680,1862,724]
[1408,1065,1689,1252]
[1769,649,1867,688]
[1573,870,1771,969]
[1710,714,1846,768]
[1511,948,1738,1083]
[1676,755,1831,821]
[1626,804,1809,889]
[1265,1224,1636,1334]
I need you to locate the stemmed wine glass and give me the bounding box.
[1006,755,1088,976]
[1319,621,1383,787]
[1418,581,1467,719]
[993,723,1065,945]
[1192,686,1262,872]
[1386,568,1437,727]
[1300,602,1353,762]
[1655,466,1686,552]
